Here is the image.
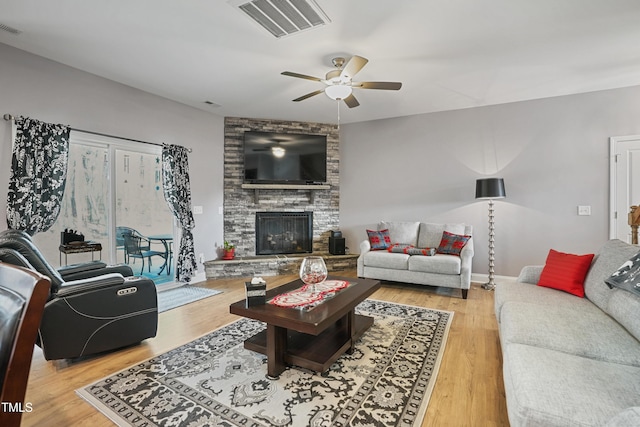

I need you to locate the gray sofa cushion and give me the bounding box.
[583,240,640,342]
[409,254,461,275]
[584,239,639,313]
[607,287,640,343]
[362,251,409,270]
[378,221,420,246]
[495,280,581,323]
[500,301,640,367]
[503,343,640,427]
[417,223,468,249]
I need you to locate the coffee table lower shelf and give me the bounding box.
[244,313,374,374]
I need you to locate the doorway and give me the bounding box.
[114,148,175,285]
[609,135,640,243]
[33,131,176,287]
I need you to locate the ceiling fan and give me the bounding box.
[282,55,402,108]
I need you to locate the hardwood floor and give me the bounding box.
[22,271,509,426]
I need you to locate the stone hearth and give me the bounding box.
[204,253,358,279]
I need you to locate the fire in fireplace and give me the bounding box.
[255,211,313,255]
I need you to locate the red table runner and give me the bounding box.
[269,279,350,310]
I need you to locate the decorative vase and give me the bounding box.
[299,256,328,293]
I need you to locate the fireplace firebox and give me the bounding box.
[255,212,313,255]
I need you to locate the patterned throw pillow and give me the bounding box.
[367,229,391,250]
[388,244,435,256]
[605,251,640,297]
[436,231,471,256]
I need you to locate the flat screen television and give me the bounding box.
[243,131,327,184]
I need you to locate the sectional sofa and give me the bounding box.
[357,221,473,298]
[495,239,640,426]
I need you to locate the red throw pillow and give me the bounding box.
[436,231,471,256]
[367,229,391,250]
[537,249,595,297]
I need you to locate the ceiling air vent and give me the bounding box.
[230,0,331,38]
[0,23,22,35]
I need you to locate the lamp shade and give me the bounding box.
[476,178,506,199]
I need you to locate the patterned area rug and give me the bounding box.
[157,286,222,313]
[77,300,453,426]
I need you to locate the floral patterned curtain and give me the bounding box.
[162,144,196,283]
[6,116,70,236]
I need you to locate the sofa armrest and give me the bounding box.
[460,236,474,260]
[56,273,126,298]
[459,236,474,289]
[57,260,108,277]
[60,264,134,281]
[357,240,371,277]
[517,265,544,284]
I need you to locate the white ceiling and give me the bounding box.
[1,0,640,124]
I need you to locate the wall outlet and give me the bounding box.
[578,205,591,216]
[193,205,203,215]
[199,253,205,264]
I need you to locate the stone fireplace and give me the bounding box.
[222,117,340,258]
[204,117,357,279]
[255,211,313,255]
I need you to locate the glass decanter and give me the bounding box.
[299,256,328,293]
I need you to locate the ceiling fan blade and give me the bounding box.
[343,93,360,108]
[340,55,368,80]
[281,71,323,82]
[353,81,402,90]
[293,89,325,102]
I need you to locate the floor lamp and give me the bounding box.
[476,178,506,290]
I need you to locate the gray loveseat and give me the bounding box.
[495,239,640,426]
[357,221,473,299]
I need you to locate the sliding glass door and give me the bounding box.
[33,132,175,287]
[114,148,174,285]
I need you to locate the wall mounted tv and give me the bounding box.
[243,131,327,184]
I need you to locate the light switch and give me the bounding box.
[578,206,591,216]
[193,205,203,215]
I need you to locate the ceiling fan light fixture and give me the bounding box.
[271,146,286,157]
[325,84,352,101]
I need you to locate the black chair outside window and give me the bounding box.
[123,233,166,275]
[116,226,150,264]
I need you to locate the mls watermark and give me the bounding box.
[1,401,33,413]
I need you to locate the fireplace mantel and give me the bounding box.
[241,183,331,203]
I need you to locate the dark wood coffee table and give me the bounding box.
[229,276,380,378]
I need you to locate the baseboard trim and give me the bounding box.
[190,272,207,284]
[471,273,517,284]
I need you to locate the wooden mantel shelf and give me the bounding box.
[241,183,331,203]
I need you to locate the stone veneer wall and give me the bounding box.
[223,117,340,258]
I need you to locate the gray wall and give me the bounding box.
[0,43,225,272]
[4,41,640,278]
[340,86,640,277]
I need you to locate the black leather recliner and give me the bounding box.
[0,230,158,360]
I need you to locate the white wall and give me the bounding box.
[340,86,640,277]
[0,43,225,272]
